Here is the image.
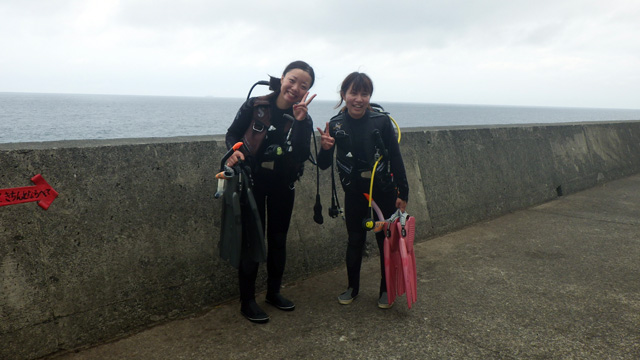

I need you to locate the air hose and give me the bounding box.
[362,109,401,231]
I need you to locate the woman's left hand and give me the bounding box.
[396,198,407,213]
[293,92,317,121]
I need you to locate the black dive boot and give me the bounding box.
[241,300,270,323]
[265,293,295,311]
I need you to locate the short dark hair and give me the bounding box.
[336,72,373,109]
[269,60,315,91]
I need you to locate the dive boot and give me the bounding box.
[241,300,270,324]
[338,288,358,305]
[265,293,295,311]
[377,292,394,309]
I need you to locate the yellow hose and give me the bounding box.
[368,158,381,208]
[389,115,401,144]
[367,115,400,208]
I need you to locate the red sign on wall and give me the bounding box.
[0,174,59,210]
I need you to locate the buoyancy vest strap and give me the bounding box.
[241,95,293,157]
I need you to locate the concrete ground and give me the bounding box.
[48,174,640,359]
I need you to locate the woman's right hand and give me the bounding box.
[226,150,245,167]
[317,122,335,150]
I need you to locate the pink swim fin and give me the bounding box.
[384,212,406,304]
[397,214,417,308]
[384,211,405,306]
[383,221,396,306]
[377,204,417,309]
[405,215,417,304]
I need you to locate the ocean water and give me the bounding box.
[1,92,639,144]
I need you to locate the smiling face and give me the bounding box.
[277,68,312,109]
[343,83,371,119]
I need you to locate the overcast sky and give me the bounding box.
[1,0,639,109]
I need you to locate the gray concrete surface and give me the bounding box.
[47,174,640,359]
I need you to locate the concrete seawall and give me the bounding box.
[2,121,640,360]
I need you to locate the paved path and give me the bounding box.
[49,175,640,359]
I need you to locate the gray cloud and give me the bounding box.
[1,0,639,108]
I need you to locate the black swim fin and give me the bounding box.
[219,170,243,268]
[241,176,266,264]
[218,162,267,268]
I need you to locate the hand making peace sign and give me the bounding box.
[316,122,335,150]
[293,92,317,121]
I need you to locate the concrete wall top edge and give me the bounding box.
[403,120,640,132]
[2,120,639,150]
[0,135,225,150]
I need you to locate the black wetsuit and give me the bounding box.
[318,108,409,296]
[226,94,312,303]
